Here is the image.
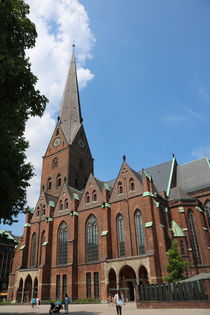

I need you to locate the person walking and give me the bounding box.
[31,297,36,308]
[114,290,125,315]
[63,293,71,313]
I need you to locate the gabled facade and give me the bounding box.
[8,51,210,303]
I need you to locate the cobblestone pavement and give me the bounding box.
[0,303,209,315]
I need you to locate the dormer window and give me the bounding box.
[47,177,52,190]
[129,178,135,191]
[57,174,61,187]
[93,190,97,202]
[118,182,123,195]
[86,192,90,204]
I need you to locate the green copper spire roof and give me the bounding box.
[60,49,83,144]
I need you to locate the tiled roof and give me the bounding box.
[177,158,210,193]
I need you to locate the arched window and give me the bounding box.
[58,222,68,265]
[52,157,58,169]
[59,201,63,211]
[47,177,52,190]
[64,199,68,210]
[31,233,37,267]
[42,205,46,216]
[204,200,210,227]
[135,210,145,254]
[129,178,135,191]
[37,207,40,217]
[187,210,201,265]
[180,240,185,256]
[86,192,90,204]
[40,231,45,264]
[56,128,59,136]
[117,215,125,257]
[87,215,98,262]
[93,190,97,202]
[56,174,62,187]
[118,182,123,195]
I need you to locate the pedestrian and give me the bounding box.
[31,297,36,308]
[36,297,40,307]
[114,290,125,315]
[63,293,71,313]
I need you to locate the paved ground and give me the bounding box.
[0,303,209,315]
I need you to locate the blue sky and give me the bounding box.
[1,0,210,235]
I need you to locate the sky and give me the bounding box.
[1,0,210,235]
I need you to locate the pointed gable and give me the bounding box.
[78,174,104,211]
[109,160,144,203]
[60,49,83,144]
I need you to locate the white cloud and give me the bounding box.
[24,0,95,208]
[192,145,210,159]
[198,88,210,102]
[163,115,186,123]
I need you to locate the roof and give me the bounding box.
[169,186,190,201]
[139,160,173,193]
[177,158,210,193]
[60,50,82,144]
[181,273,210,282]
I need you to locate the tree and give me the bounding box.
[0,0,48,224]
[165,240,188,282]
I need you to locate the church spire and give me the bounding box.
[60,47,83,144]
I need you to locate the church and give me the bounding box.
[8,50,210,303]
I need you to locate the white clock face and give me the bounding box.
[79,139,85,148]
[53,137,61,147]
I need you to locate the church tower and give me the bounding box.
[40,49,93,196]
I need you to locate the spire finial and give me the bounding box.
[122,155,126,161]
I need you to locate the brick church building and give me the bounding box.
[8,50,210,303]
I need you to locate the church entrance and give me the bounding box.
[107,268,117,297]
[23,275,32,302]
[139,265,149,284]
[119,265,136,301]
[16,278,23,302]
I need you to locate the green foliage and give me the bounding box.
[0,300,12,305]
[0,0,48,224]
[165,240,188,282]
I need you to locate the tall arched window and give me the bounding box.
[86,192,90,204]
[204,200,210,227]
[59,201,63,211]
[117,215,125,257]
[64,199,68,210]
[129,178,135,191]
[40,231,45,264]
[47,177,52,190]
[57,174,62,187]
[118,182,123,194]
[58,222,68,265]
[52,157,58,169]
[42,205,46,216]
[135,210,145,254]
[87,215,98,262]
[31,233,37,267]
[187,210,201,265]
[92,190,97,202]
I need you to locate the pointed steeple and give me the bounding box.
[60,48,83,144]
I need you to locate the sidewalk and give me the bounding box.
[0,302,209,315]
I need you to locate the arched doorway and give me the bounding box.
[23,275,32,302]
[119,265,136,301]
[107,268,117,297]
[139,265,149,284]
[16,278,23,302]
[33,277,38,298]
